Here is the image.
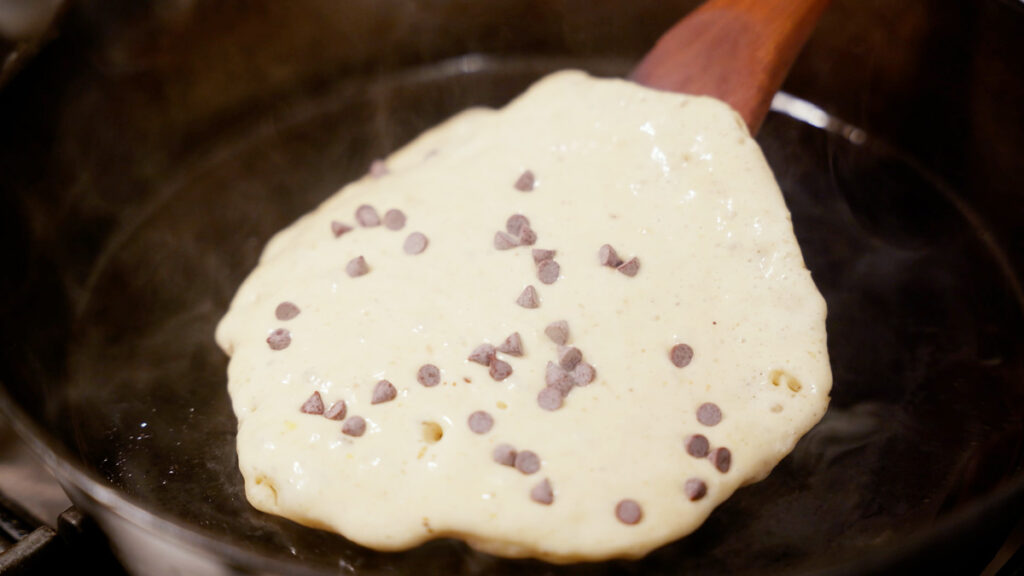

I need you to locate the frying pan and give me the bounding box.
[2,0,1023,574]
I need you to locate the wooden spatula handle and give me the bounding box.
[630,0,831,135]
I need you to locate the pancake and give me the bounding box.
[214,70,832,563]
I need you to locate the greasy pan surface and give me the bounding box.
[2,1,1024,575]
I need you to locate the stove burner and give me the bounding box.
[0,495,125,574]
[0,417,123,574]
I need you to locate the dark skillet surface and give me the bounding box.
[3,56,1024,575]
[2,2,1024,576]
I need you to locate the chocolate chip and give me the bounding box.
[497,332,523,356]
[684,434,710,458]
[468,344,496,366]
[599,244,623,268]
[532,248,555,263]
[342,416,366,437]
[506,214,531,236]
[684,478,707,501]
[615,499,643,525]
[489,358,513,381]
[267,328,291,350]
[514,170,535,192]
[545,362,575,396]
[493,443,517,466]
[537,259,560,285]
[494,231,519,250]
[709,447,732,473]
[516,285,540,308]
[617,257,640,277]
[557,345,582,371]
[356,205,380,227]
[517,226,537,246]
[275,301,300,321]
[544,320,569,345]
[324,400,347,420]
[417,364,441,387]
[697,402,722,426]
[530,478,554,505]
[468,410,494,434]
[300,392,324,415]
[670,344,694,368]
[383,209,406,230]
[570,362,596,386]
[403,232,429,255]
[537,386,563,411]
[331,221,353,238]
[346,256,369,277]
[514,450,541,475]
[369,159,388,177]
[371,380,397,404]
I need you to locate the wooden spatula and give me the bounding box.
[630,0,831,135]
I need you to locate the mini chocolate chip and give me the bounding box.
[530,478,554,505]
[545,362,575,396]
[544,320,569,345]
[331,221,353,238]
[570,362,596,386]
[267,328,291,350]
[532,248,556,263]
[346,256,369,277]
[468,343,496,366]
[417,364,441,387]
[684,478,707,501]
[516,285,540,308]
[403,232,429,255]
[371,380,397,404]
[557,345,583,371]
[493,443,517,466]
[324,400,347,420]
[684,434,710,458]
[275,301,300,321]
[300,392,324,415]
[497,332,523,356]
[342,416,366,437]
[383,209,406,230]
[506,214,531,236]
[615,499,643,525]
[599,244,624,268]
[517,226,537,246]
[537,259,560,284]
[369,159,388,177]
[537,386,563,411]
[489,358,513,381]
[709,447,732,473]
[494,231,519,250]
[670,344,694,368]
[697,402,722,426]
[515,450,541,475]
[468,410,494,434]
[617,257,640,277]
[356,205,380,227]
[514,170,535,192]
